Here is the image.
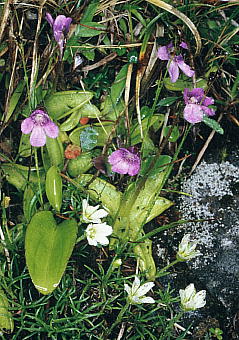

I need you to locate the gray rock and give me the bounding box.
[179,160,239,312]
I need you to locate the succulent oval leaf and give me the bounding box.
[25,211,77,295]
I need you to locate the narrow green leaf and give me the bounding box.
[25,211,77,295]
[3,80,25,123]
[80,0,99,22]
[18,133,32,158]
[45,166,62,212]
[23,184,38,223]
[157,96,179,106]
[75,22,106,37]
[163,125,180,142]
[0,289,14,333]
[203,116,224,134]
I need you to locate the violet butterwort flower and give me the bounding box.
[183,88,215,124]
[157,42,194,83]
[108,147,140,176]
[21,109,59,147]
[46,13,72,56]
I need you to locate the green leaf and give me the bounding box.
[80,48,95,61]
[80,127,99,151]
[157,96,179,106]
[130,115,164,145]
[100,65,128,120]
[69,122,113,146]
[203,116,224,134]
[60,102,101,132]
[23,184,38,223]
[67,152,94,177]
[75,22,105,37]
[25,211,77,295]
[100,97,125,121]
[1,163,45,191]
[76,175,122,217]
[163,125,180,142]
[44,91,93,120]
[0,289,14,333]
[140,155,171,177]
[80,0,99,22]
[110,64,128,104]
[3,80,25,123]
[46,137,64,170]
[146,197,173,223]
[163,78,207,91]
[18,133,32,157]
[45,166,62,212]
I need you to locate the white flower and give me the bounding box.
[124,276,155,304]
[179,283,206,311]
[112,258,122,269]
[85,222,112,246]
[82,199,108,223]
[176,234,201,261]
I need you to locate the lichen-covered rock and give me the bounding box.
[180,160,239,314]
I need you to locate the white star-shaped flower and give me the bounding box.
[82,199,108,223]
[176,234,201,261]
[179,283,206,311]
[124,276,155,304]
[85,223,112,246]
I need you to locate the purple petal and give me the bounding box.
[189,88,204,98]
[108,148,140,176]
[157,45,170,61]
[127,162,140,176]
[168,60,179,83]
[183,88,191,104]
[43,120,59,138]
[108,149,126,165]
[21,117,34,134]
[58,39,64,57]
[45,13,54,27]
[202,106,215,116]
[184,104,204,124]
[53,15,72,36]
[30,126,46,147]
[111,160,130,175]
[180,41,188,49]
[64,17,72,33]
[176,55,195,78]
[202,96,214,106]
[54,30,64,44]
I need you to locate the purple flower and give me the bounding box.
[108,147,140,176]
[183,88,215,124]
[179,41,188,49]
[21,109,59,147]
[157,42,194,83]
[46,13,72,57]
